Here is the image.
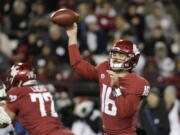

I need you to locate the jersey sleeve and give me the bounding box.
[68,45,98,81]
[121,78,150,97]
[137,80,150,97]
[6,88,21,114]
[114,95,141,118]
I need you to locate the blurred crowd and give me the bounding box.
[0,0,180,135]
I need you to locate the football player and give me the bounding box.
[0,81,16,135]
[0,63,74,135]
[65,23,150,135]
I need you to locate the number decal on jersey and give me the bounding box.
[29,92,58,117]
[101,84,117,116]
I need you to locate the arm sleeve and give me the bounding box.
[68,45,98,81]
[6,90,20,114]
[115,95,141,118]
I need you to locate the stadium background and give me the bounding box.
[0,0,179,135]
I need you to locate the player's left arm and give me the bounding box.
[112,83,150,118]
[113,94,142,118]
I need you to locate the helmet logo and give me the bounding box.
[10,65,19,77]
[10,65,20,84]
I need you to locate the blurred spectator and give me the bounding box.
[171,0,180,10]
[9,31,43,64]
[113,0,129,15]
[152,42,180,86]
[141,58,159,85]
[42,0,59,12]
[145,2,177,39]
[0,31,13,57]
[114,15,136,42]
[29,1,49,35]
[140,87,170,135]
[46,24,68,63]
[96,1,116,31]
[133,54,146,75]
[4,0,29,39]
[55,90,75,128]
[71,97,102,135]
[0,50,10,74]
[158,56,180,97]
[77,3,92,22]
[77,3,93,53]
[78,3,92,51]
[162,0,180,31]
[124,3,145,42]
[26,32,42,57]
[157,56,180,87]
[143,26,173,57]
[154,42,175,76]
[93,0,103,14]
[164,85,180,135]
[35,44,60,81]
[58,65,73,81]
[81,14,108,54]
[132,0,148,5]
[10,43,29,64]
[171,33,180,56]
[174,55,180,75]
[58,0,76,10]
[17,32,42,60]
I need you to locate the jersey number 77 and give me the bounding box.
[29,92,58,117]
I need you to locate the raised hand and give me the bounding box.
[66,23,78,45]
[107,70,120,86]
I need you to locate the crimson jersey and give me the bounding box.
[69,45,150,135]
[6,85,66,135]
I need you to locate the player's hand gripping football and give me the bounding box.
[107,70,120,86]
[66,23,78,45]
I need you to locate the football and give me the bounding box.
[50,9,79,27]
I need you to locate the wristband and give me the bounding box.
[112,88,122,98]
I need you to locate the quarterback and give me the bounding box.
[66,23,150,135]
[0,63,74,135]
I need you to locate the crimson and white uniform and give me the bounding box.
[6,85,74,135]
[68,45,150,135]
